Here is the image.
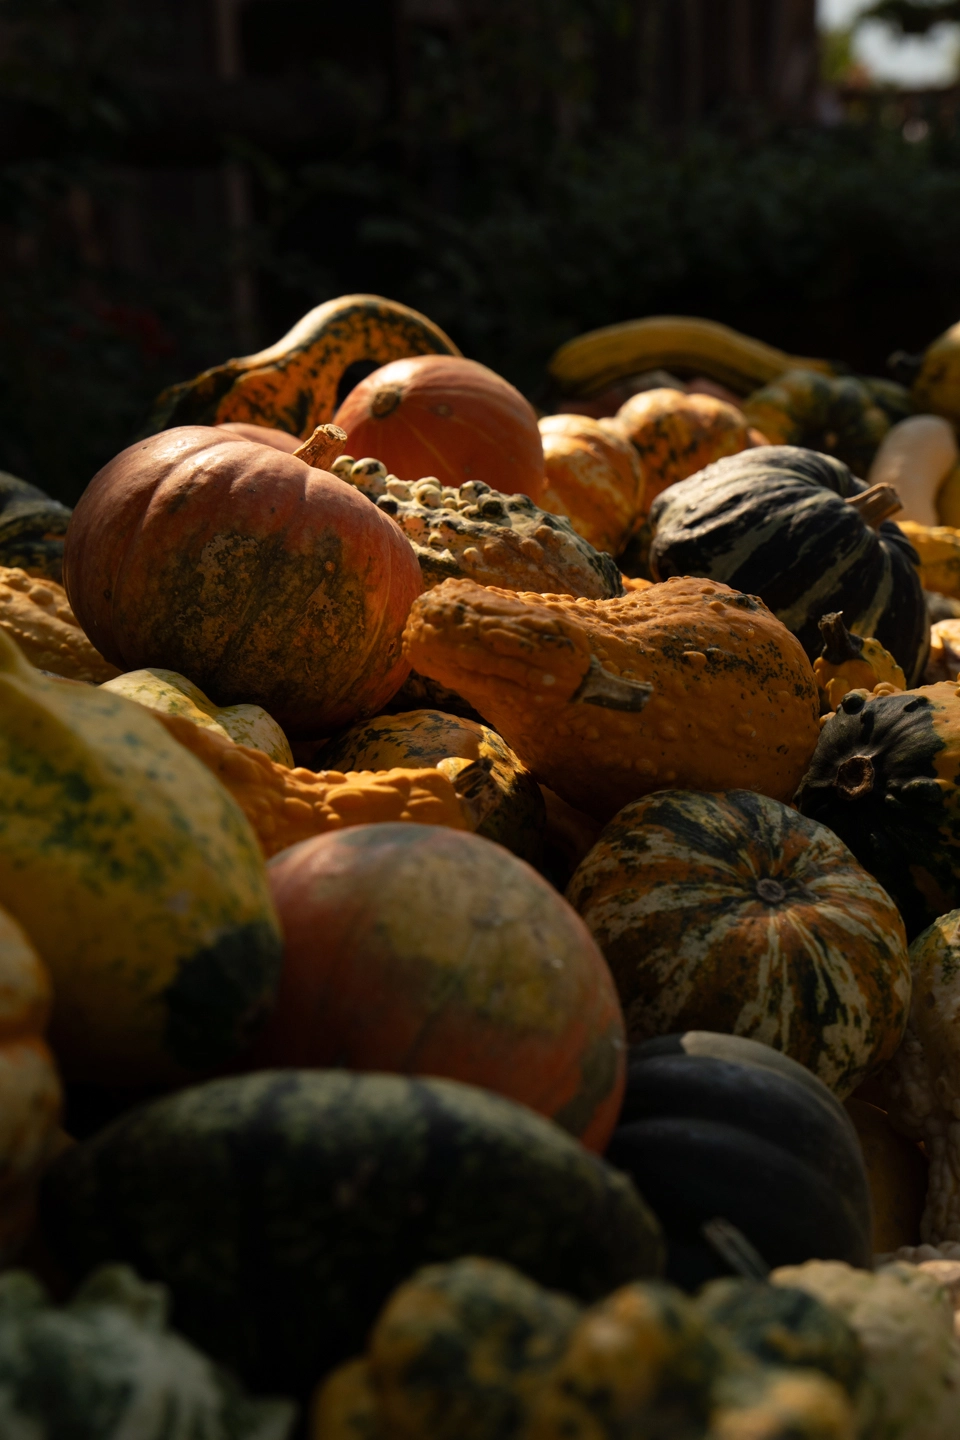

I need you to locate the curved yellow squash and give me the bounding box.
[102,668,293,765]
[0,628,282,1084]
[146,294,461,438]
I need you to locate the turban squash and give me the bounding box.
[568,788,910,1098]
[649,445,930,687]
[253,823,626,1151]
[402,574,821,822]
[62,426,422,737]
[796,681,960,940]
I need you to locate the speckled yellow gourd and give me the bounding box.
[102,667,293,765]
[0,627,282,1085]
[900,520,960,599]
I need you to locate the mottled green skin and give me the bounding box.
[41,1071,664,1397]
[0,1265,294,1440]
[0,470,71,582]
[697,1279,865,1398]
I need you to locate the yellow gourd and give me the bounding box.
[899,520,960,599]
[102,668,293,765]
[0,566,119,683]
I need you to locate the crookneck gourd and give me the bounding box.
[0,471,72,583]
[331,455,623,599]
[402,575,821,821]
[813,612,905,711]
[567,788,910,1098]
[156,711,484,857]
[145,293,460,437]
[313,708,544,865]
[102,667,293,765]
[0,565,120,683]
[0,626,282,1085]
[795,681,960,939]
[649,446,929,686]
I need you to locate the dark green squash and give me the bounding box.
[0,471,72,583]
[795,680,960,939]
[40,1070,664,1397]
[648,445,929,686]
[604,1032,874,1291]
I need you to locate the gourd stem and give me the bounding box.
[818,611,864,665]
[836,754,875,801]
[846,483,903,529]
[293,424,348,471]
[571,656,654,712]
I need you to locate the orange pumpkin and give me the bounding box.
[216,422,301,451]
[616,389,753,517]
[253,824,627,1152]
[538,414,643,555]
[62,426,423,737]
[333,355,546,501]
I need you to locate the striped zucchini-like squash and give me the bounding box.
[566,789,911,1096]
[146,294,460,438]
[0,626,282,1084]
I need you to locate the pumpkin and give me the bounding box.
[867,415,958,526]
[313,708,545,865]
[41,1070,664,1394]
[604,1032,875,1290]
[911,318,960,427]
[0,905,61,1264]
[62,426,423,737]
[0,1265,295,1440]
[898,519,960,600]
[147,293,460,436]
[813,612,906,711]
[0,625,282,1084]
[742,370,892,477]
[216,421,302,451]
[102,667,293,763]
[0,565,120,683]
[614,387,753,517]
[156,713,477,857]
[567,788,909,1097]
[253,823,626,1151]
[537,413,643,555]
[402,575,821,822]
[363,1257,581,1440]
[649,446,930,686]
[332,460,622,599]
[844,1099,928,1254]
[795,682,960,940]
[333,355,545,501]
[0,470,72,583]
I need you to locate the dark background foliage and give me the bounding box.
[1,0,959,504]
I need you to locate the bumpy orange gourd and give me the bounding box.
[0,567,119,683]
[813,613,905,711]
[402,576,821,821]
[538,414,643,555]
[156,712,475,857]
[615,389,753,517]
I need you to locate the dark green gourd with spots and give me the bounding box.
[40,1070,664,1396]
[648,446,929,685]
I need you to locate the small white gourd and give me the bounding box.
[867,415,958,526]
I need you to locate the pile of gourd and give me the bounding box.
[3,295,960,1438]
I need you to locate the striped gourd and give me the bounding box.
[566,788,910,1097]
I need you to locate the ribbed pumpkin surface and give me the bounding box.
[567,789,910,1096]
[334,355,546,501]
[615,388,752,516]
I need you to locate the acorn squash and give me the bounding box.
[743,370,894,477]
[402,575,821,822]
[0,625,283,1084]
[568,788,910,1098]
[604,1033,874,1291]
[313,709,544,865]
[147,294,460,437]
[649,446,929,686]
[40,1070,664,1395]
[102,667,293,763]
[795,681,960,939]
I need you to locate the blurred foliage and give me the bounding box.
[2,0,960,503]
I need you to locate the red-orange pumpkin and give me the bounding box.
[216,421,300,451]
[333,355,546,501]
[63,426,423,736]
[252,823,627,1152]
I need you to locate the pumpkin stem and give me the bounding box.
[835,754,875,801]
[818,611,864,665]
[293,424,348,471]
[571,655,654,712]
[845,483,902,529]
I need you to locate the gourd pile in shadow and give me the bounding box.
[3,297,960,1438]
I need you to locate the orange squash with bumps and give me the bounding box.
[538,414,643,555]
[402,575,821,821]
[615,388,753,517]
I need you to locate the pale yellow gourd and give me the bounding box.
[867,416,958,526]
[101,668,293,765]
